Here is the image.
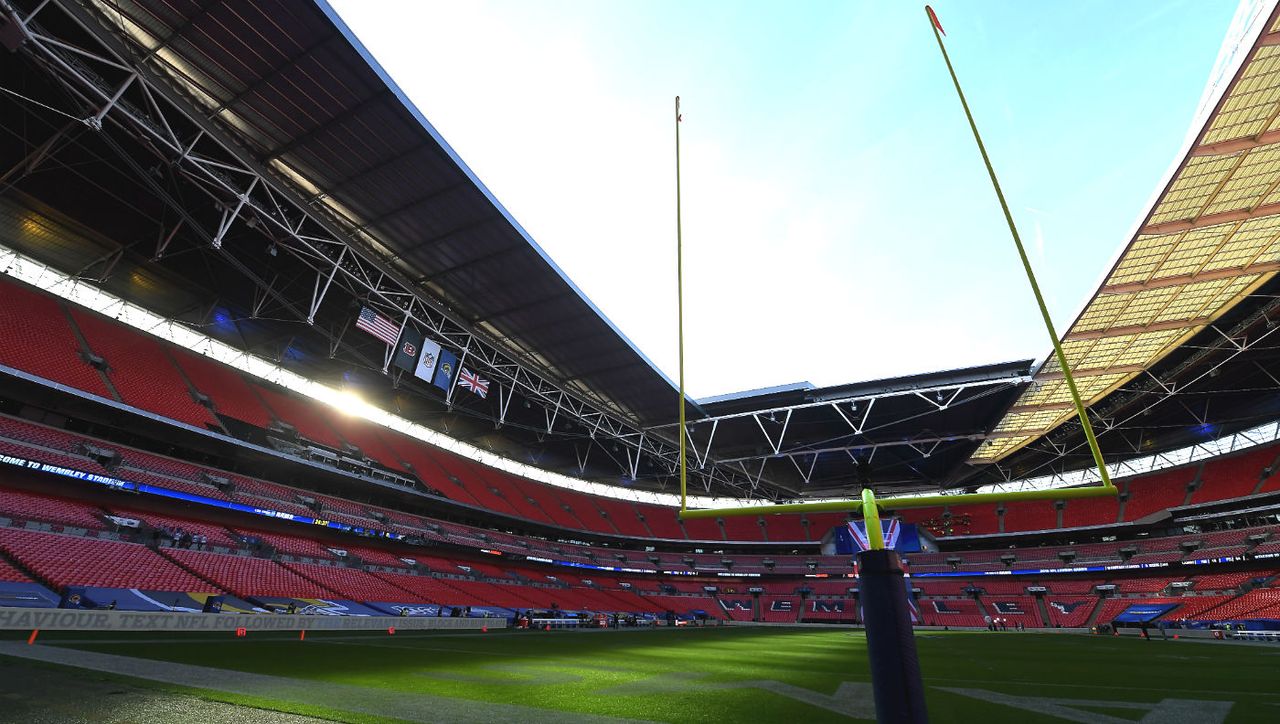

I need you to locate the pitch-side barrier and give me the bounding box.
[0,607,504,632]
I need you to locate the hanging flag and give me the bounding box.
[847,518,902,552]
[433,348,458,392]
[458,368,490,398]
[413,337,443,384]
[392,328,424,373]
[925,5,945,36]
[355,306,400,346]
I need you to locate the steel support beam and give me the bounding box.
[2,0,765,496]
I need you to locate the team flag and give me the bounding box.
[391,328,424,373]
[413,337,443,384]
[355,306,399,346]
[458,367,490,398]
[433,348,458,392]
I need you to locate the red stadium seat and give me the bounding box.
[0,279,112,399]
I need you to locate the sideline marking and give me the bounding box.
[937,687,1232,724]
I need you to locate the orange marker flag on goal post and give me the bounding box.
[926,5,945,35]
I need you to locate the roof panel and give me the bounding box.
[977,10,1280,465]
[1202,145,1280,215]
[1202,45,1280,145]
[1147,154,1241,227]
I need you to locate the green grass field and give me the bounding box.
[1,626,1276,723]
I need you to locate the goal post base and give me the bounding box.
[857,548,929,724]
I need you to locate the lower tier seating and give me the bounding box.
[0,528,215,592]
[160,548,335,599]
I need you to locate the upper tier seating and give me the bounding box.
[1123,469,1195,521]
[591,495,648,538]
[252,384,345,450]
[1192,446,1273,502]
[0,279,111,398]
[804,514,849,541]
[374,431,475,505]
[682,516,721,541]
[639,505,685,539]
[324,416,406,472]
[764,513,809,541]
[170,349,274,428]
[722,515,767,542]
[1062,494,1120,529]
[68,308,218,430]
[1001,500,1058,533]
[507,478,584,531]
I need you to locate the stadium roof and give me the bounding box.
[974,0,1280,480]
[61,0,682,428]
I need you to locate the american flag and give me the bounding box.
[355,306,399,346]
[458,367,490,398]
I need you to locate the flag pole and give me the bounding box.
[675,96,688,513]
[924,5,1113,489]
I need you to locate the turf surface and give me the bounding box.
[2,626,1276,723]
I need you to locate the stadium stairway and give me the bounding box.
[1035,597,1053,628]
[973,596,992,624]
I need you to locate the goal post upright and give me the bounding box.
[678,6,1118,524]
[667,9,1126,723]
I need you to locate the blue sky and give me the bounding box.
[328,0,1239,399]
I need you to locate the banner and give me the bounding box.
[413,337,443,383]
[848,518,902,552]
[1111,603,1179,624]
[433,349,458,392]
[829,519,919,554]
[392,328,424,373]
[0,607,501,631]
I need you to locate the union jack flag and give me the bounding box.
[457,367,490,398]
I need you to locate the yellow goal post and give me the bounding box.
[675,6,1118,542]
